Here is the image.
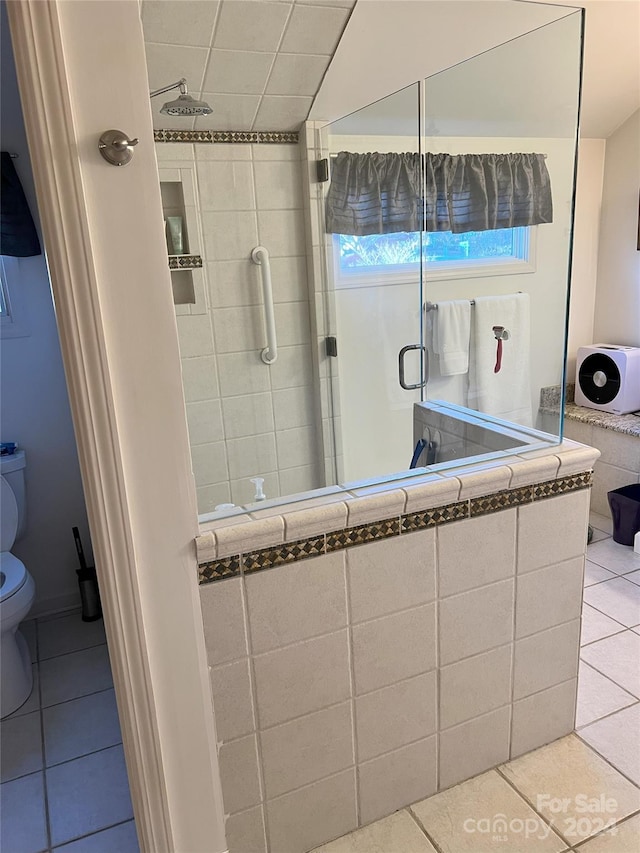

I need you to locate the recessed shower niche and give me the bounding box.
[149,2,584,518]
[159,171,204,306]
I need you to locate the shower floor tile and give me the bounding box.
[0,608,138,853]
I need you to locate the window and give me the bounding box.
[0,270,9,318]
[333,226,536,287]
[0,256,30,338]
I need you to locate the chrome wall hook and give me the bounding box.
[98,130,139,166]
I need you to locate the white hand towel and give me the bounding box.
[468,293,532,426]
[429,299,471,376]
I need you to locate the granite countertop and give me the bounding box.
[539,383,640,438]
[563,403,640,438]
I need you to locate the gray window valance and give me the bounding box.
[325,151,553,236]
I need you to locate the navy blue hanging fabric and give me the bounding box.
[1,152,42,257]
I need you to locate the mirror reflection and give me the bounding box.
[142,0,583,517]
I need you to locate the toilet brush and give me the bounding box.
[72,527,102,622]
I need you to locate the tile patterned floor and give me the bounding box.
[313,515,640,852]
[0,610,138,853]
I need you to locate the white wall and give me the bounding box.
[566,138,606,379]
[593,109,640,346]
[0,8,91,614]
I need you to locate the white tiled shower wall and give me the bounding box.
[156,142,322,512]
[200,486,591,853]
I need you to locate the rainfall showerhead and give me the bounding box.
[150,78,212,117]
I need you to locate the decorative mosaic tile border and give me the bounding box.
[402,501,469,532]
[154,130,299,144]
[197,470,593,585]
[199,555,241,584]
[326,518,400,551]
[470,486,536,517]
[533,471,592,499]
[168,254,202,270]
[244,536,325,573]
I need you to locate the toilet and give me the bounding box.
[1,450,36,718]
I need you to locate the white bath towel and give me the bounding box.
[468,293,532,426]
[428,299,471,376]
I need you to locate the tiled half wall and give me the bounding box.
[197,450,597,853]
[564,420,640,519]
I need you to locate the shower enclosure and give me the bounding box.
[312,12,582,489]
[190,7,593,853]
[158,6,583,519]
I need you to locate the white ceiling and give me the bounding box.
[536,0,640,137]
[328,11,585,138]
[142,0,355,131]
[143,0,640,138]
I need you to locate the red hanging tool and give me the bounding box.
[492,326,510,374]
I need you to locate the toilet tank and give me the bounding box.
[0,451,26,539]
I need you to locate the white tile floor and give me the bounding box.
[0,611,138,853]
[312,514,640,852]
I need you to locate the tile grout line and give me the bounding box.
[577,657,639,701]
[405,803,447,853]
[576,698,640,732]
[573,730,640,790]
[218,661,584,749]
[2,729,124,785]
[45,740,125,774]
[248,598,432,659]
[494,764,574,847]
[217,672,432,744]
[434,527,441,794]
[580,625,629,649]
[498,736,640,843]
[579,639,640,700]
[570,808,640,849]
[38,684,115,714]
[48,817,135,851]
[508,507,520,758]
[261,764,358,809]
[36,639,108,665]
[342,550,361,828]
[3,620,133,852]
[585,557,640,575]
[35,619,53,852]
[580,592,635,630]
[241,578,585,664]
[238,572,272,853]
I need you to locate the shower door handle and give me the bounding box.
[398,344,426,390]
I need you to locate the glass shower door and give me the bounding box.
[420,12,584,457]
[321,82,425,485]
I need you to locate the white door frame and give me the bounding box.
[6,2,227,851]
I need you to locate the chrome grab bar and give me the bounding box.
[251,246,277,364]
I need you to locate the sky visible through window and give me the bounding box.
[338,228,523,270]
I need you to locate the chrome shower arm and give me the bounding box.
[150,78,187,99]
